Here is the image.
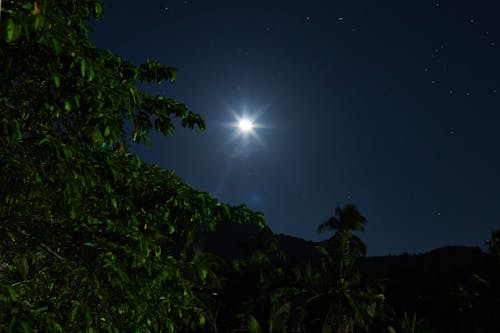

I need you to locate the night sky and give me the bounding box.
[91,0,500,256]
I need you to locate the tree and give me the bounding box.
[316,204,367,288]
[486,229,500,262]
[313,204,374,333]
[0,1,263,331]
[317,204,367,258]
[212,224,290,332]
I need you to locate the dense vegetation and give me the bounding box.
[203,224,500,332]
[0,1,263,331]
[1,1,499,332]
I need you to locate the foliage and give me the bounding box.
[199,207,500,333]
[486,229,500,263]
[203,224,291,332]
[0,0,263,331]
[204,205,384,333]
[387,312,430,333]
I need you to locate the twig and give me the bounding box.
[40,242,65,261]
[16,225,65,261]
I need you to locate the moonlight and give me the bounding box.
[238,119,253,132]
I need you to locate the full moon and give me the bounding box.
[238,119,253,132]
[227,109,266,147]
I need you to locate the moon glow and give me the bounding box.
[226,106,268,150]
[238,119,253,132]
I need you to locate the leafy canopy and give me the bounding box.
[0,0,263,331]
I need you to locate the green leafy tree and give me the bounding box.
[0,1,263,331]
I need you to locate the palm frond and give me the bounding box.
[317,216,341,234]
[248,315,262,333]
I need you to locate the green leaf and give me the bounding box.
[248,315,262,333]
[52,38,62,55]
[64,101,72,111]
[70,301,80,321]
[62,145,73,158]
[51,322,63,333]
[53,74,61,88]
[95,2,103,16]
[4,19,22,42]
[6,286,17,301]
[38,135,52,145]
[5,229,16,242]
[366,302,376,318]
[17,256,29,281]
[130,87,137,103]
[70,208,77,219]
[35,307,48,314]
[20,321,32,333]
[73,94,81,107]
[92,128,103,142]
[88,68,95,81]
[81,58,86,77]
[33,15,45,30]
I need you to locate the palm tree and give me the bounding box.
[317,204,367,281]
[317,204,367,256]
[314,204,370,333]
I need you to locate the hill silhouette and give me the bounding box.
[202,222,500,332]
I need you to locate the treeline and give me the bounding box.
[201,221,500,332]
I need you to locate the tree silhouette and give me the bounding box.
[487,229,500,263]
[317,204,367,257]
[313,204,372,333]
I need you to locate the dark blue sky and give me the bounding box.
[92,0,500,255]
